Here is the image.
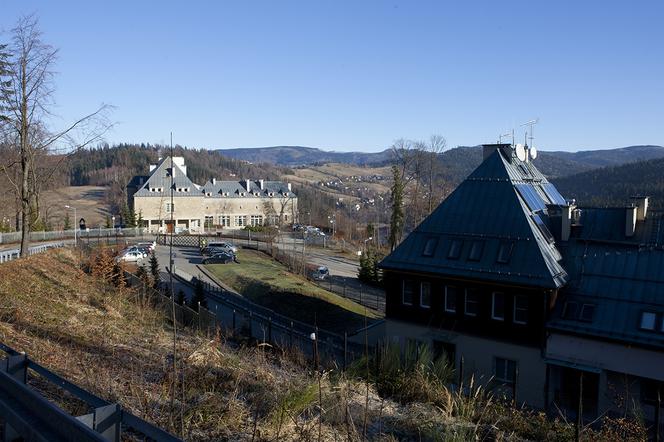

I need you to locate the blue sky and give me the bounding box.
[1,1,663,152]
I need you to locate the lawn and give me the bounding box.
[205,249,378,333]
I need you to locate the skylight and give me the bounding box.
[422,237,438,257]
[541,183,567,205]
[447,239,463,259]
[468,240,484,261]
[496,241,514,264]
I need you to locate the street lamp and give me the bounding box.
[64,205,76,245]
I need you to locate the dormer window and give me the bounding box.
[422,237,438,257]
[496,241,514,264]
[269,192,274,197]
[447,239,463,259]
[468,240,484,261]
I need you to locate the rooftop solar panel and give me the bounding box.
[542,183,567,205]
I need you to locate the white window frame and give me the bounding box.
[402,280,414,306]
[514,295,528,325]
[464,289,478,317]
[444,286,457,313]
[234,215,246,227]
[420,282,431,309]
[491,292,505,321]
[494,357,517,383]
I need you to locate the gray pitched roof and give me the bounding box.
[133,157,197,197]
[199,180,292,198]
[379,147,568,289]
[549,243,664,350]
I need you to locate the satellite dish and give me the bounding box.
[530,146,538,160]
[515,143,527,161]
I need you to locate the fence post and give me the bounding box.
[576,371,584,442]
[513,365,519,407]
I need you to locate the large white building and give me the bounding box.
[128,156,297,233]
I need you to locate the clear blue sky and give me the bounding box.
[2,1,663,152]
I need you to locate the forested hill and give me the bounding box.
[217,145,392,166]
[551,157,664,209]
[60,143,287,188]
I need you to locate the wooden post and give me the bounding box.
[576,371,583,442]
[655,383,661,442]
[343,332,348,372]
[513,365,519,407]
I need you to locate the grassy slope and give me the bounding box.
[205,249,378,334]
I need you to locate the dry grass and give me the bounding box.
[0,249,648,441]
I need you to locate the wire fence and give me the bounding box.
[0,227,153,245]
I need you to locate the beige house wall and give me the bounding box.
[134,194,297,233]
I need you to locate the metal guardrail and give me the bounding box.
[0,242,67,263]
[0,228,150,245]
[0,342,182,442]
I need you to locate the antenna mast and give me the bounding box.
[521,118,539,147]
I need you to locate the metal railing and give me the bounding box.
[0,227,151,245]
[0,242,66,264]
[0,343,182,442]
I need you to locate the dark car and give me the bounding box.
[202,252,235,264]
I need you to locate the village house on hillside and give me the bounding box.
[127,156,297,233]
[379,143,664,434]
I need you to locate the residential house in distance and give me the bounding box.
[128,156,297,233]
[379,143,664,434]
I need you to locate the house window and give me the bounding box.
[468,240,484,261]
[464,289,479,317]
[494,357,517,383]
[514,295,528,324]
[640,312,657,330]
[496,241,515,264]
[234,215,246,227]
[422,238,438,257]
[250,215,263,226]
[562,301,579,319]
[420,282,431,308]
[204,216,214,229]
[402,280,415,305]
[165,202,174,213]
[444,286,458,313]
[492,292,505,321]
[448,239,463,259]
[219,215,231,227]
[579,304,596,322]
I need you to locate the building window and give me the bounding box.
[514,295,528,324]
[402,280,415,305]
[444,286,458,313]
[422,238,438,257]
[204,216,214,229]
[640,311,657,330]
[579,304,596,322]
[235,215,246,227]
[494,357,517,383]
[496,241,514,264]
[464,289,479,317]
[420,282,431,308]
[468,240,484,261]
[447,239,463,259]
[492,292,505,321]
[219,215,231,227]
[165,202,174,213]
[250,215,263,226]
[562,301,578,319]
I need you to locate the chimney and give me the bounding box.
[259,179,264,190]
[625,206,637,237]
[212,178,216,185]
[482,143,513,161]
[561,205,573,241]
[287,182,292,192]
[630,196,649,221]
[245,179,251,192]
[149,164,157,173]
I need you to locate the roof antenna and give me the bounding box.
[498,132,511,144]
[520,118,539,148]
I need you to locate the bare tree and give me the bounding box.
[426,134,446,214]
[0,15,112,256]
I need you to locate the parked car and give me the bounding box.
[136,241,156,252]
[115,250,144,264]
[121,246,148,258]
[202,242,238,255]
[312,266,330,280]
[202,251,235,264]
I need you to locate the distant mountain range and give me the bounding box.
[216,146,392,166]
[217,144,664,180]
